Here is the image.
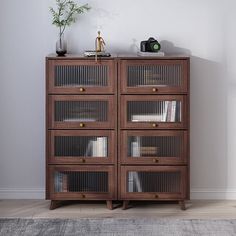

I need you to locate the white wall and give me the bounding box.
[0,0,236,199]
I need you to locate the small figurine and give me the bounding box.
[95,31,106,52]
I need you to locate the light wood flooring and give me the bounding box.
[0,200,236,219]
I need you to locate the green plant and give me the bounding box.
[50,0,90,38]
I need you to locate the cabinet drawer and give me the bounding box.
[47,60,116,94]
[120,166,187,200]
[48,95,116,129]
[48,130,116,164]
[120,60,188,94]
[120,130,188,165]
[48,165,116,200]
[120,95,187,129]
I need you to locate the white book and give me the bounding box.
[170,101,177,122]
[63,118,96,122]
[132,142,140,157]
[137,51,165,57]
[91,140,97,157]
[161,101,169,122]
[132,114,162,122]
[133,172,142,192]
[128,172,134,192]
[103,137,107,157]
[96,137,104,157]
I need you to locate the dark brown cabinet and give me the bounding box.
[46,55,190,210]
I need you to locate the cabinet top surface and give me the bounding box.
[46,54,190,60]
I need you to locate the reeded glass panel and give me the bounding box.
[54,171,108,192]
[55,136,108,157]
[55,101,108,122]
[127,171,180,193]
[55,65,108,87]
[127,100,181,122]
[127,64,182,87]
[128,136,182,157]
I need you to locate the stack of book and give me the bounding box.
[131,101,181,123]
[85,137,107,157]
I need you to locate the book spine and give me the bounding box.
[170,101,177,122]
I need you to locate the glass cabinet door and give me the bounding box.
[120,95,187,129]
[120,60,188,94]
[120,166,187,200]
[48,60,116,94]
[121,131,188,165]
[49,95,115,129]
[49,165,115,200]
[48,130,115,164]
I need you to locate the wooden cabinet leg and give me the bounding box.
[50,200,62,210]
[106,200,113,210]
[179,200,186,210]
[122,200,129,210]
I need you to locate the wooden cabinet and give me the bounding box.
[46,55,190,210]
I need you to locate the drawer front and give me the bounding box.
[120,60,188,94]
[48,95,116,129]
[121,130,188,165]
[48,165,116,200]
[48,130,116,164]
[120,166,187,200]
[120,95,187,129]
[48,60,116,94]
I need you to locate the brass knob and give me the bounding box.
[81,159,85,163]
[79,88,85,92]
[82,194,86,198]
[152,123,158,127]
[152,88,158,92]
[153,159,159,163]
[79,123,85,127]
[155,194,159,198]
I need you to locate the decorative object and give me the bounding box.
[50,0,90,56]
[140,37,161,52]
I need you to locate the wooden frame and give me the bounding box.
[48,130,116,164]
[48,59,116,94]
[120,130,188,165]
[48,165,116,200]
[120,166,187,200]
[120,59,188,94]
[120,95,188,129]
[48,95,116,129]
[46,55,190,210]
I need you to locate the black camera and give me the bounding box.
[140,37,161,52]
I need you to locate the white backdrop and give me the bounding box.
[0,0,236,199]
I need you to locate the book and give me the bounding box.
[170,101,177,122]
[131,114,163,122]
[131,137,141,157]
[166,101,172,122]
[137,51,165,57]
[161,101,169,122]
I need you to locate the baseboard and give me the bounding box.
[190,188,236,200]
[0,188,236,200]
[0,188,45,199]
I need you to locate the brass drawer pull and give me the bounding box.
[81,158,86,163]
[153,159,159,163]
[155,194,159,198]
[152,88,158,92]
[79,123,85,128]
[82,194,86,198]
[79,87,85,92]
[152,123,158,127]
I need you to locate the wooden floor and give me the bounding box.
[0,200,236,219]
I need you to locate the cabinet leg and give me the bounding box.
[122,200,130,210]
[179,200,186,210]
[50,200,62,210]
[106,200,113,210]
